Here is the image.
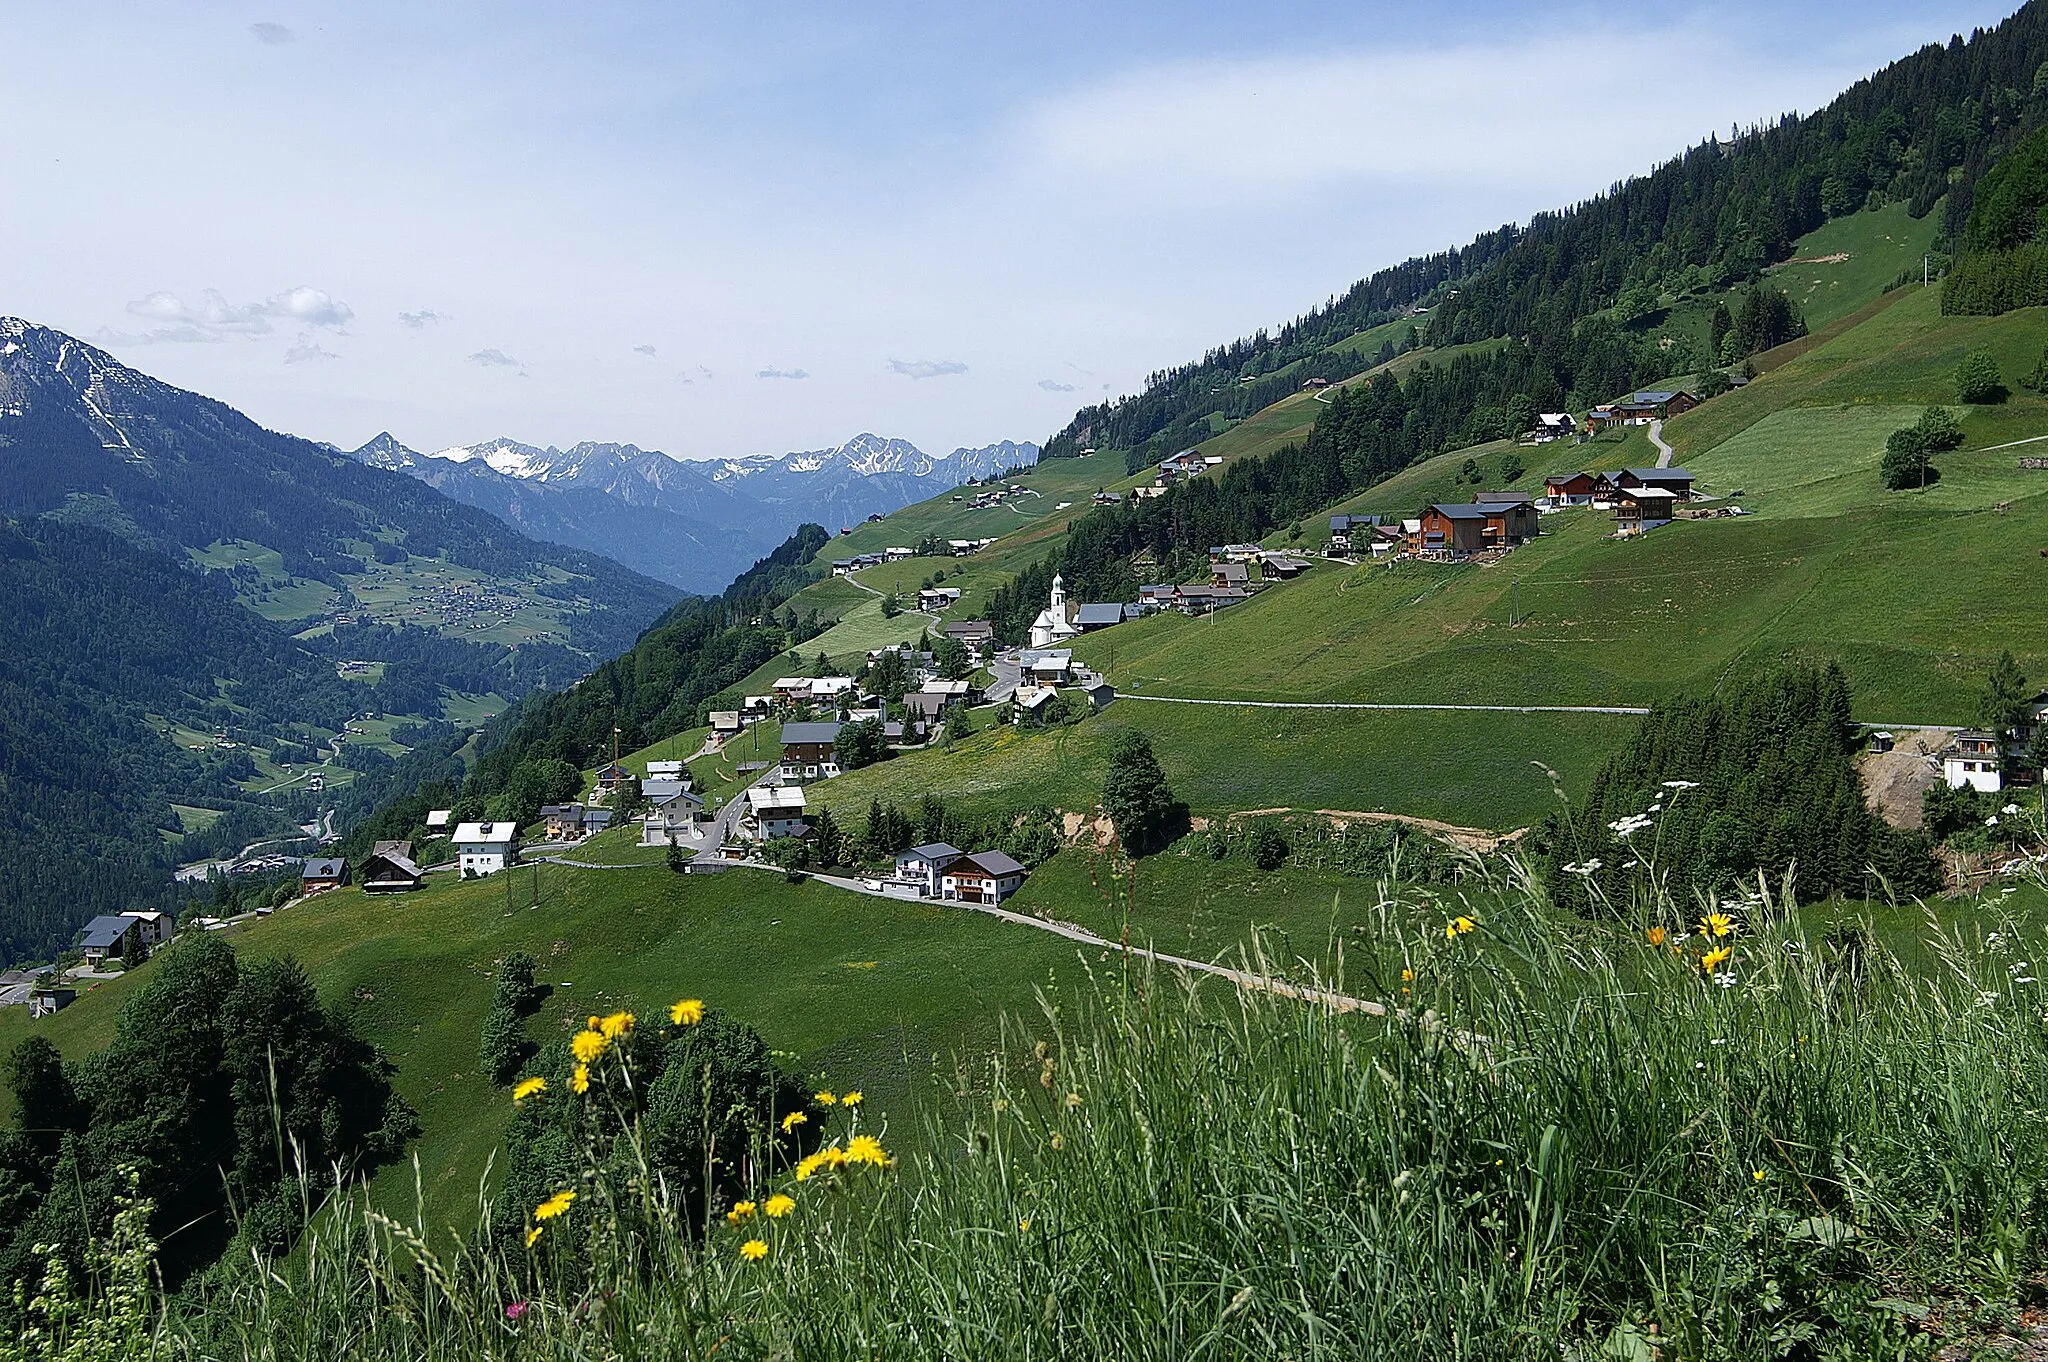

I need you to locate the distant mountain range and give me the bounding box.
[346,432,1038,592]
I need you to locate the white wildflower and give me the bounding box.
[1662,780,1699,790]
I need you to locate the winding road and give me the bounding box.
[1648,418,1675,468]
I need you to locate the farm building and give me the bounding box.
[1545,472,1598,506]
[360,841,424,894]
[301,857,350,893]
[940,851,1029,904]
[1408,501,1540,558]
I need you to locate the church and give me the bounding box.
[1028,574,1082,650]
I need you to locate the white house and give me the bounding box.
[894,842,962,895]
[1028,574,1083,649]
[425,809,452,832]
[119,910,175,948]
[645,760,691,784]
[743,786,809,842]
[940,851,1028,904]
[452,821,520,876]
[1943,730,2004,793]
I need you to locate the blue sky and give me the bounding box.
[0,2,2020,459]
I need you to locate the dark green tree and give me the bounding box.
[1982,650,2031,779]
[932,634,971,681]
[835,718,888,771]
[1102,732,1178,855]
[1955,348,2008,403]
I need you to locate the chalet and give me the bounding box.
[779,721,844,781]
[710,710,744,735]
[907,680,975,721]
[1073,602,1135,630]
[593,762,634,794]
[1328,513,1380,553]
[1092,491,1123,506]
[1019,649,1072,683]
[1532,412,1575,441]
[1158,450,1206,478]
[1583,405,1621,432]
[645,759,690,784]
[1408,501,1541,559]
[884,546,914,561]
[642,780,704,814]
[1614,467,1696,500]
[742,786,808,842]
[944,620,995,656]
[1174,584,1250,613]
[641,802,700,846]
[120,910,174,948]
[1301,376,1330,389]
[425,809,452,833]
[452,822,519,877]
[1544,472,1598,506]
[1011,684,1059,721]
[301,857,350,894]
[940,850,1028,904]
[1211,561,1250,589]
[360,841,424,894]
[1259,554,1312,579]
[894,842,961,895]
[1611,399,1662,425]
[1211,543,1263,563]
[1613,486,1678,536]
[741,694,776,714]
[76,915,141,966]
[771,676,815,700]
[1630,389,1699,418]
[1944,730,2004,794]
[917,587,963,613]
[809,676,858,703]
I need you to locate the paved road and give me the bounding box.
[1118,693,1650,716]
[1649,418,1674,468]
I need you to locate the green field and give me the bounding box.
[815,698,1621,834]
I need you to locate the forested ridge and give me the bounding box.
[1042,5,2048,468]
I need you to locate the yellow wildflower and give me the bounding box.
[1752,1169,1767,1183]
[842,1091,863,1107]
[1050,1131,1065,1150]
[1019,1218,1031,1231]
[1064,1091,1082,1109]
[525,1225,543,1249]
[1455,915,1476,935]
[669,998,705,1026]
[795,1152,826,1182]
[534,1189,576,1221]
[814,1091,838,1106]
[1700,912,1734,939]
[781,1111,808,1133]
[764,1194,795,1219]
[1700,945,1732,973]
[597,1010,634,1041]
[512,1076,547,1103]
[846,1134,889,1167]
[730,1200,756,1219]
[1401,967,1415,982]
[570,1029,610,1065]
[570,1063,590,1095]
[586,1015,599,1030]
[1645,925,1667,947]
[739,1238,768,1262]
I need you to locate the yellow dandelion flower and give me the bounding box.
[846,1134,888,1167]
[842,1091,862,1107]
[730,1200,756,1219]
[1700,912,1734,939]
[1752,1168,1767,1183]
[586,1015,599,1030]
[1700,945,1732,973]
[534,1190,576,1221]
[597,1010,634,1041]
[764,1194,795,1219]
[570,1063,590,1095]
[739,1238,768,1262]
[814,1091,838,1106]
[669,998,705,1026]
[570,1029,610,1065]
[1401,967,1414,982]
[1019,1217,1031,1231]
[512,1076,547,1103]
[1455,915,1476,935]
[724,1208,743,1225]
[824,1145,848,1168]
[795,1152,826,1182]
[525,1225,543,1249]
[1444,922,1458,940]
[781,1111,808,1133]
[1645,925,1667,947]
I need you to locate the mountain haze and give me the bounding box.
[349,432,1038,592]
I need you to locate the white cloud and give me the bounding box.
[284,332,339,364]
[757,367,809,380]
[398,308,448,330]
[124,286,353,340]
[469,348,520,367]
[249,22,295,45]
[888,358,968,379]
[634,343,657,357]
[1037,378,1075,392]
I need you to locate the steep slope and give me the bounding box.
[0,320,679,662]
[350,432,1038,591]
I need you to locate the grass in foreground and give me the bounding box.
[74,858,2048,1359]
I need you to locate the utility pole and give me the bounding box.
[1924,254,1930,288]
[1511,577,1519,627]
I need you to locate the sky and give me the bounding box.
[0,2,2023,461]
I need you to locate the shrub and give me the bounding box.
[1955,348,2008,403]
[1246,823,1289,871]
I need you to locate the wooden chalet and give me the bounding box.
[360,840,424,894]
[1408,500,1540,558]
[1544,472,1598,505]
